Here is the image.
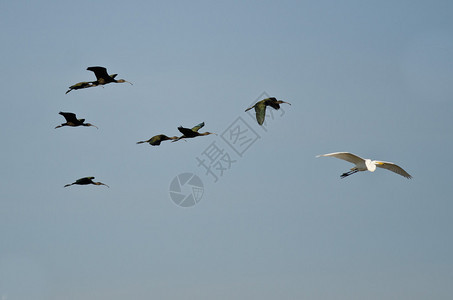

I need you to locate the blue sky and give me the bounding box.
[1,0,452,299]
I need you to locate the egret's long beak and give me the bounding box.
[283,101,291,105]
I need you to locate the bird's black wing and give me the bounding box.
[87,66,110,80]
[264,97,280,109]
[59,112,78,123]
[263,97,277,105]
[267,101,281,110]
[178,126,196,136]
[74,177,93,185]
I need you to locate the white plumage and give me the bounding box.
[316,152,412,179]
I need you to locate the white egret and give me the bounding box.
[316,152,412,179]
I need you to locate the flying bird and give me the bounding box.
[65,81,96,94]
[245,97,291,125]
[137,134,178,146]
[86,66,132,86]
[55,112,98,129]
[316,152,412,179]
[173,122,215,142]
[64,177,109,188]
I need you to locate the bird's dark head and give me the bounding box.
[84,123,98,129]
[202,132,216,136]
[95,182,110,188]
[116,79,133,85]
[279,100,291,105]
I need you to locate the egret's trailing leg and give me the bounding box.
[340,169,358,178]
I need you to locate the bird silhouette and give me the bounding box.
[65,81,96,94]
[245,97,291,125]
[64,177,109,188]
[55,112,98,129]
[87,66,132,86]
[172,122,215,142]
[316,152,412,179]
[137,134,178,146]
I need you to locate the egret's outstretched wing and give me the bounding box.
[316,152,366,165]
[376,161,412,179]
[59,112,78,123]
[191,122,205,132]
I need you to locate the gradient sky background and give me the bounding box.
[1,0,452,299]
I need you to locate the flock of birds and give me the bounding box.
[60,66,412,188]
